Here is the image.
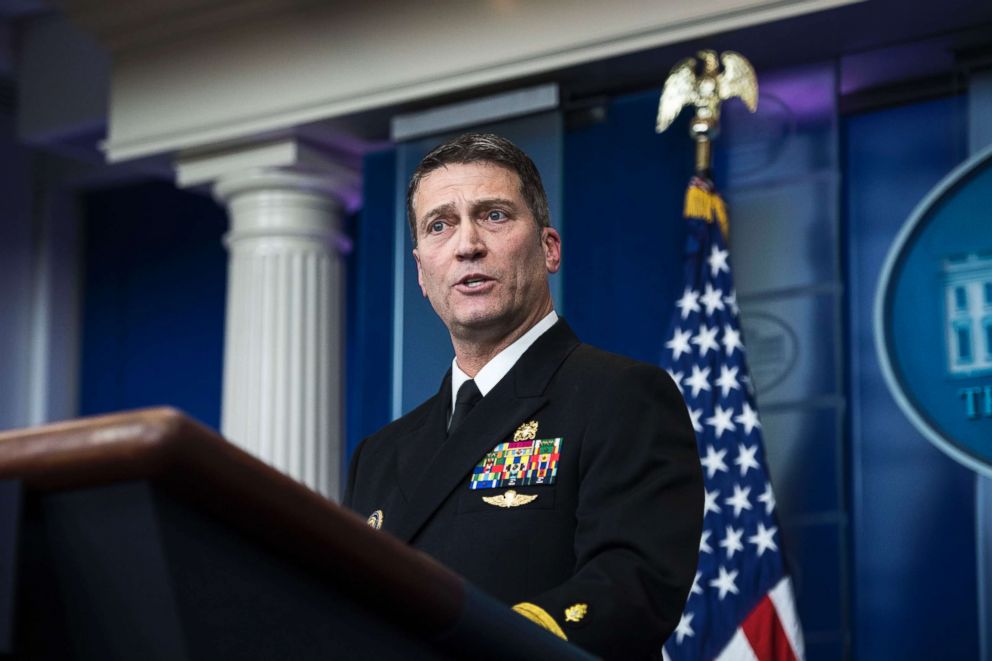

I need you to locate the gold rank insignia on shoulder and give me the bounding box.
[564,603,588,623]
[513,420,539,442]
[482,489,538,508]
[366,509,383,529]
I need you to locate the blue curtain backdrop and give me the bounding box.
[347,150,397,465]
[562,94,692,363]
[80,182,227,429]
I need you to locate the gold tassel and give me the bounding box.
[683,185,729,240]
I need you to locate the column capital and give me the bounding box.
[176,136,361,210]
[212,167,353,207]
[213,166,355,253]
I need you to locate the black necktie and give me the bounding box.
[448,379,482,437]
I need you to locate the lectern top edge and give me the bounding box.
[0,407,466,637]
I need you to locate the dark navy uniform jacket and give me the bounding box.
[344,319,703,660]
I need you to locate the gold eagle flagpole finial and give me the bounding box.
[655,50,758,175]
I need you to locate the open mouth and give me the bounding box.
[456,274,494,290]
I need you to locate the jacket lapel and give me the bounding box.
[392,372,451,504]
[390,319,581,544]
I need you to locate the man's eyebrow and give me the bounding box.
[421,202,456,226]
[470,198,520,214]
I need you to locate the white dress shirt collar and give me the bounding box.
[450,310,559,409]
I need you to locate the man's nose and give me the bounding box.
[454,219,486,259]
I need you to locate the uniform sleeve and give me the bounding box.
[514,364,704,660]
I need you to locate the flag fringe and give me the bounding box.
[684,183,729,239]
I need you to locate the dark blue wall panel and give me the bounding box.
[346,149,396,462]
[562,92,693,361]
[844,95,976,660]
[80,182,227,430]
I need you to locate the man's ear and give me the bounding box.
[413,249,428,297]
[542,227,562,274]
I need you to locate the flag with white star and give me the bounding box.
[661,177,804,661]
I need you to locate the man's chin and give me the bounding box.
[448,311,512,339]
[451,314,501,332]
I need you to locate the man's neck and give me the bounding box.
[452,302,553,377]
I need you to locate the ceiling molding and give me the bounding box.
[91,0,862,162]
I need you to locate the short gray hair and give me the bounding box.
[406,133,550,245]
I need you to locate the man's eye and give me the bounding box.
[487,210,507,221]
[429,221,445,233]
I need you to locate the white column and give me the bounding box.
[213,167,348,500]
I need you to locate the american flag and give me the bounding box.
[661,177,804,661]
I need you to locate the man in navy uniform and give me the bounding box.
[344,133,703,660]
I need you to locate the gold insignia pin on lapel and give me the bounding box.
[564,603,588,623]
[514,420,539,442]
[367,509,383,529]
[482,489,538,508]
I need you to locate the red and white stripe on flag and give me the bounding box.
[660,577,803,661]
[717,578,804,661]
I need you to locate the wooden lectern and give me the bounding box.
[0,408,593,660]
